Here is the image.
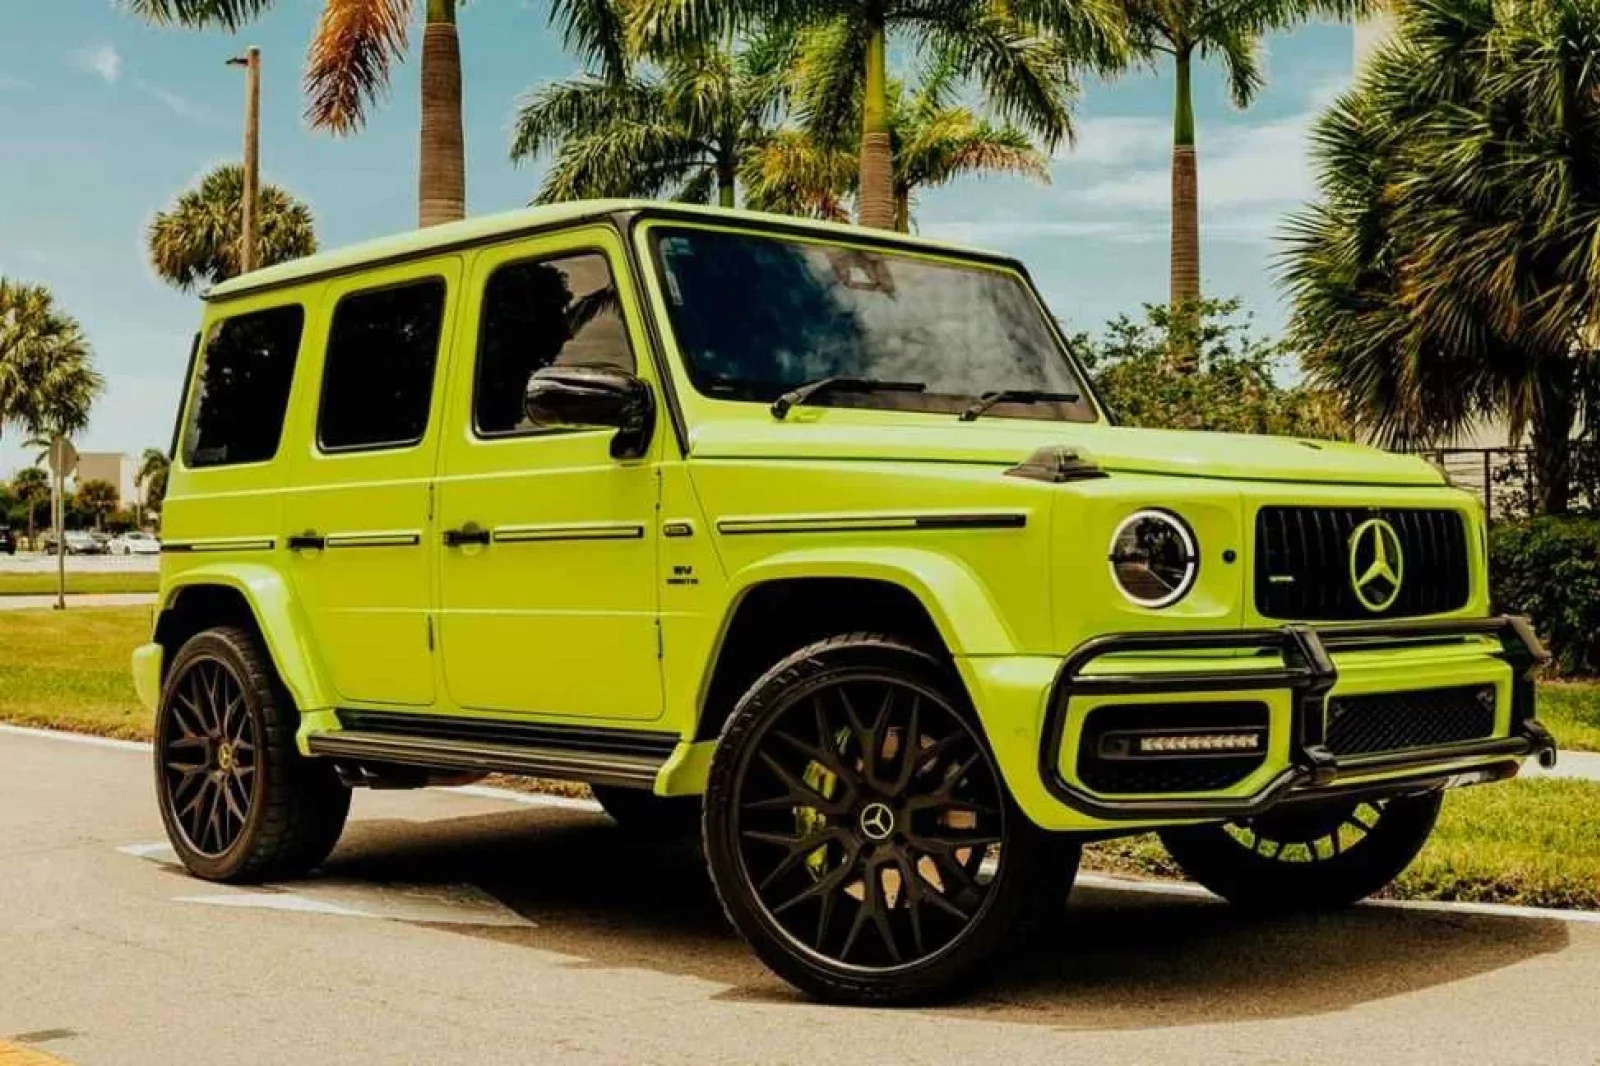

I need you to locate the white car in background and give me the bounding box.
[108,531,161,556]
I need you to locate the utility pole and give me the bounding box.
[228,47,262,274]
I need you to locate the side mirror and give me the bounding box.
[524,364,655,460]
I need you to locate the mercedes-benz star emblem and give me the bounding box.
[858,802,896,842]
[1348,517,1404,612]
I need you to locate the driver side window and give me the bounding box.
[472,252,634,437]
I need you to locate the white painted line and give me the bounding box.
[116,841,177,861]
[174,892,374,918]
[1077,871,1600,924]
[0,723,148,752]
[451,784,603,813]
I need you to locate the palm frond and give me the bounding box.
[305,0,414,134]
[120,0,275,30]
[147,165,317,291]
[550,0,636,81]
[511,76,668,161]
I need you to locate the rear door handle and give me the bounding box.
[443,523,491,548]
[287,531,326,551]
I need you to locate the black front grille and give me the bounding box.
[1255,506,1470,620]
[1325,684,1497,756]
[1077,701,1269,795]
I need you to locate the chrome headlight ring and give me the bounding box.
[1108,509,1199,609]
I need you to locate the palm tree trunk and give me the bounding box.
[717,157,736,208]
[1532,361,1577,514]
[1170,47,1200,367]
[857,23,895,230]
[419,0,465,227]
[894,190,910,233]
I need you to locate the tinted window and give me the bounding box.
[652,227,1094,422]
[474,253,632,436]
[318,279,446,451]
[183,305,304,467]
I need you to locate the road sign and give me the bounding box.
[47,437,78,478]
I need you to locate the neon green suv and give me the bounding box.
[134,201,1555,1005]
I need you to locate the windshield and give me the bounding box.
[650,226,1096,422]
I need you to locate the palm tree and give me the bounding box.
[148,165,318,292]
[1281,0,1600,514]
[631,0,1111,229]
[0,280,101,445]
[1104,0,1370,318]
[513,30,795,207]
[749,49,1051,230]
[137,447,171,519]
[126,1,625,227]
[11,466,47,546]
[76,479,119,531]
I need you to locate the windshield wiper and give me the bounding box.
[959,389,1081,422]
[770,376,927,420]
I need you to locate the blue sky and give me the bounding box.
[0,0,1356,477]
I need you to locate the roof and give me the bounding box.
[206,199,1016,302]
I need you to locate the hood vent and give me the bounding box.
[1005,446,1109,484]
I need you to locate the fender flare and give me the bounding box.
[158,563,334,713]
[719,546,1020,658]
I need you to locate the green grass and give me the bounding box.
[1536,681,1600,753]
[0,607,150,739]
[1085,777,1600,911]
[0,607,1594,910]
[0,571,159,597]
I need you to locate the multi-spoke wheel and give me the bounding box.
[1158,791,1444,911]
[155,626,350,883]
[704,634,1045,1005]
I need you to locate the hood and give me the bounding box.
[688,417,1445,488]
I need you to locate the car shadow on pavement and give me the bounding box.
[321,805,1571,1028]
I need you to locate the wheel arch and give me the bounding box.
[692,548,1018,743]
[153,564,332,713]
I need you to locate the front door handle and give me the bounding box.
[443,522,491,548]
[287,531,326,551]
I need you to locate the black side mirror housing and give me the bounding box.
[524,364,655,459]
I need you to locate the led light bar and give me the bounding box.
[1136,732,1263,754]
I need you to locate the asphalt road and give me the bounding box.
[2,728,1596,1066]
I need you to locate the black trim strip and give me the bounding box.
[662,520,694,538]
[716,512,1027,536]
[617,211,691,457]
[336,709,678,760]
[160,537,276,554]
[492,522,645,544]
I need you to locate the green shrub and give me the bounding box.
[1490,515,1600,674]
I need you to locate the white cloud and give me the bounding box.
[0,73,31,92]
[1058,115,1169,166]
[138,80,212,122]
[71,43,123,84]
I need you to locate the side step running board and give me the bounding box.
[306,731,668,790]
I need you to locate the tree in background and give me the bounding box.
[631,0,1107,229]
[76,479,119,531]
[1281,0,1600,514]
[0,280,101,445]
[137,448,171,518]
[128,0,633,227]
[1113,0,1369,327]
[747,48,1052,229]
[148,166,318,292]
[1074,297,1346,438]
[514,30,795,207]
[11,467,48,545]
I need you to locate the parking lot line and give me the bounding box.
[0,1041,73,1065]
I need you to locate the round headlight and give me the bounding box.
[1108,510,1198,608]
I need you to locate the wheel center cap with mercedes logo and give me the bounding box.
[1348,517,1404,612]
[858,802,896,841]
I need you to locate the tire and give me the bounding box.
[591,784,700,837]
[155,626,351,883]
[703,633,1047,1006]
[1158,791,1443,912]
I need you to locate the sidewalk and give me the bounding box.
[0,593,156,612]
[1526,749,1600,783]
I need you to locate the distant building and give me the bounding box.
[75,452,138,507]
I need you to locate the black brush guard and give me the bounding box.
[1039,615,1556,821]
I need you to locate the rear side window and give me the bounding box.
[317,279,447,452]
[183,304,304,468]
[473,253,633,436]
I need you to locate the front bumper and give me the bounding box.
[1038,615,1556,822]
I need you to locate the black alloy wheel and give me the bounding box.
[1158,791,1444,911]
[705,634,1044,1005]
[160,655,260,858]
[156,627,350,883]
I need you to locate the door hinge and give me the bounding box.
[655,617,663,659]
[426,481,435,524]
[426,616,435,651]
